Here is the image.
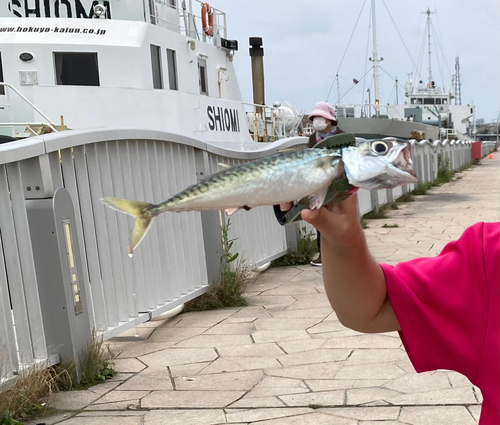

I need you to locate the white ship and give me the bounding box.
[0,0,298,146]
[331,3,475,142]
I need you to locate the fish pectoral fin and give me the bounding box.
[308,187,329,210]
[225,207,240,216]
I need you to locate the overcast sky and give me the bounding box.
[216,0,499,122]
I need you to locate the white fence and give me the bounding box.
[0,130,496,383]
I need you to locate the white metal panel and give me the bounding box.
[85,144,120,327]
[107,141,138,318]
[0,230,19,378]
[129,140,156,309]
[72,146,109,332]
[137,141,164,307]
[357,189,372,215]
[377,189,387,206]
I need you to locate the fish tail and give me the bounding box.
[101,197,156,257]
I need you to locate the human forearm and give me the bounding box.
[300,194,400,333]
[320,225,399,333]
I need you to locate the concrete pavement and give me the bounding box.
[45,152,499,424]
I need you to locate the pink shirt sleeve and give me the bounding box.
[381,222,489,378]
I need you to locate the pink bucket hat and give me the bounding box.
[308,102,338,124]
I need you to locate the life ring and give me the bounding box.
[201,2,214,36]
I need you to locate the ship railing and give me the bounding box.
[0,129,494,387]
[0,82,58,138]
[149,0,227,46]
[335,103,401,119]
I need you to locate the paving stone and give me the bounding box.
[322,406,400,421]
[250,412,356,424]
[270,307,333,318]
[142,390,245,408]
[117,370,174,391]
[203,322,255,335]
[384,371,451,393]
[254,317,321,331]
[226,407,313,423]
[306,379,388,392]
[112,358,147,373]
[114,341,177,358]
[197,358,244,374]
[139,347,217,367]
[278,349,351,367]
[218,342,284,357]
[246,295,297,307]
[57,417,143,425]
[399,406,477,424]
[86,381,122,396]
[468,405,481,422]
[229,396,286,408]
[346,387,402,405]
[307,321,346,334]
[262,284,320,296]
[266,362,342,380]
[388,386,478,405]
[144,409,225,425]
[212,355,281,371]
[48,390,103,411]
[280,390,344,407]
[77,411,146,417]
[174,334,253,347]
[447,371,472,387]
[169,361,211,377]
[112,326,155,340]
[277,338,326,353]
[245,386,310,398]
[324,334,402,349]
[252,330,311,343]
[93,390,150,405]
[346,348,407,364]
[335,363,406,380]
[148,327,206,342]
[175,370,263,391]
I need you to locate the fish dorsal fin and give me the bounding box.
[225,207,240,216]
[308,187,329,210]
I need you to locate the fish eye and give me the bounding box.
[371,141,389,155]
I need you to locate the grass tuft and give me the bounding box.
[382,223,399,228]
[271,226,318,267]
[396,192,415,203]
[185,219,249,311]
[1,331,115,422]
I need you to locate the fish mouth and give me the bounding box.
[396,144,418,180]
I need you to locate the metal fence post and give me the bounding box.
[195,150,223,284]
[26,188,91,380]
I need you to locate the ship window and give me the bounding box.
[0,53,4,95]
[151,45,163,89]
[435,98,441,105]
[167,49,178,90]
[416,98,423,104]
[198,57,208,95]
[168,0,176,7]
[424,98,434,105]
[442,99,448,105]
[411,98,417,104]
[54,52,100,86]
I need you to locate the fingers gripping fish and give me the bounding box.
[102,137,418,256]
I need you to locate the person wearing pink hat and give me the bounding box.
[307,102,345,266]
[307,101,345,149]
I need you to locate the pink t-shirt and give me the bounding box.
[381,222,499,425]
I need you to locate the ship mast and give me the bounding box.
[371,0,381,114]
[426,8,434,86]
